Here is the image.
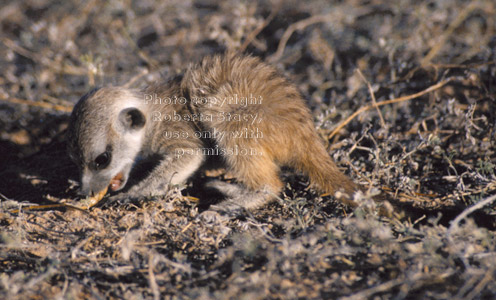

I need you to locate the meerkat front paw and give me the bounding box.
[103,191,148,207]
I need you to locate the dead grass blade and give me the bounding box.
[447,193,496,240]
[0,95,73,112]
[328,77,456,140]
[356,69,386,129]
[267,13,334,63]
[238,0,281,53]
[420,0,479,67]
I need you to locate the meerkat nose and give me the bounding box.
[78,187,93,197]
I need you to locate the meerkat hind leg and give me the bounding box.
[206,180,278,212]
[207,155,284,214]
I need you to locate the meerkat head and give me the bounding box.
[66,87,147,197]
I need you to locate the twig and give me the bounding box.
[123,68,149,88]
[245,218,283,243]
[119,23,159,70]
[462,267,495,300]
[148,253,160,300]
[0,192,14,202]
[431,61,496,69]
[2,37,87,76]
[447,193,496,239]
[42,94,75,108]
[9,203,89,214]
[238,0,281,53]
[339,271,453,300]
[328,77,455,140]
[420,1,478,67]
[340,276,405,300]
[356,69,386,128]
[180,222,193,233]
[0,94,73,112]
[267,13,333,63]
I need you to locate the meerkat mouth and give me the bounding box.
[77,172,124,209]
[110,172,124,191]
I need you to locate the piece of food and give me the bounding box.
[77,186,108,209]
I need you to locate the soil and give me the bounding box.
[1,0,495,299]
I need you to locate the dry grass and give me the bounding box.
[1,0,496,299]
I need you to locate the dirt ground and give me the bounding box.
[1,0,496,299]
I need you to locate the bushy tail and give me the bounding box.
[293,137,361,207]
[293,136,402,218]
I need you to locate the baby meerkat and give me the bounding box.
[66,54,361,213]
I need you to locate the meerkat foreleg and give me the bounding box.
[109,150,204,202]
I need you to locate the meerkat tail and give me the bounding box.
[293,134,360,207]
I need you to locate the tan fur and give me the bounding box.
[182,54,359,207]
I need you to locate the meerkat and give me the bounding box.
[66,54,362,213]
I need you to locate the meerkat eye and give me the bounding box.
[94,151,111,170]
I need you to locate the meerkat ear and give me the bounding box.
[119,108,146,130]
